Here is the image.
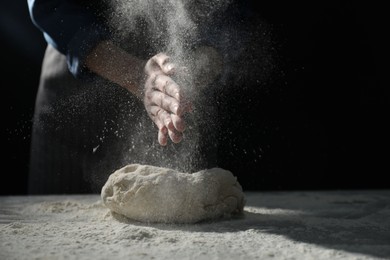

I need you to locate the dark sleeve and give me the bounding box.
[28,0,110,78]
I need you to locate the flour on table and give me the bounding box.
[101,164,246,224]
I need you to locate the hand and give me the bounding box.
[143,53,191,146]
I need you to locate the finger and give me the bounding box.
[146,105,174,130]
[148,91,182,116]
[151,113,165,131]
[158,127,168,146]
[153,74,181,101]
[148,53,175,74]
[155,107,175,131]
[171,114,186,132]
[168,128,183,144]
[162,62,175,75]
[151,114,168,146]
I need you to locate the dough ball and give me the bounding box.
[101,164,246,224]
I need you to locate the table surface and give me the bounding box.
[1,190,390,260]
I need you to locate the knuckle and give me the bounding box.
[153,74,160,85]
[156,108,163,117]
[162,57,170,66]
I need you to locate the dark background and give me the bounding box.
[1,1,47,195]
[1,1,388,195]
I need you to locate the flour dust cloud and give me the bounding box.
[107,0,234,173]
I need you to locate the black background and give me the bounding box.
[1,1,47,195]
[1,1,388,195]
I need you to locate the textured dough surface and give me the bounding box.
[101,164,246,223]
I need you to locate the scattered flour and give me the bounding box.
[101,164,245,223]
[1,191,390,260]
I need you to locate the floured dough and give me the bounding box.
[101,164,246,224]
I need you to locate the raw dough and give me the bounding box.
[101,164,246,223]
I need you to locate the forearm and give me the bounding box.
[85,40,146,99]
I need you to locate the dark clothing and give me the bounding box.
[28,44,145,193]
[28,0,110,78]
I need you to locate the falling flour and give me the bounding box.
[101,164,245,223]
